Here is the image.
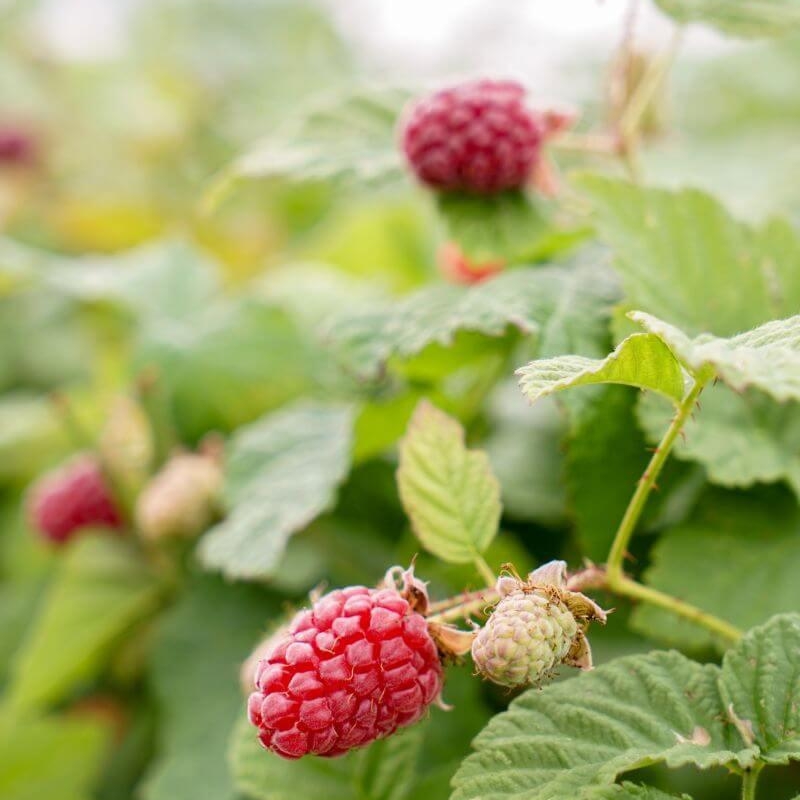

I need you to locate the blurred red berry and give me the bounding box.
[28,456,122,544]
[438,242,504,284]
[0,126,37,167]
[401,79,542,195]
[248,585,443,759]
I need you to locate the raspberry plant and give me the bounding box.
[2,2,800,800]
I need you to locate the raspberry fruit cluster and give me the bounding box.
[401,79,542,195]
[28,456,122,544]
[248,585,443,759]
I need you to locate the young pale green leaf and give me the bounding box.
[232,717,424,800]
[233,86,407,188]
[720,613,800,764]
[632,488,800,652]
[436,190,579,263]
[7,535,161,712]
[632,311,800,402]
[142,574,277,800]
[0,712,108,800]
[579,176,800,337]
[654,0,800,38]
[326,260,619,379]
[397,401,501,564]
[639,386,800,497]
[199,403,354,580]
[450,650,754,800]
[517,332,685,405]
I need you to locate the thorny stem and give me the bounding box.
[427,587,497,615]
[427,590,499,625]
[606,379,705,584]
[741,763,763,800]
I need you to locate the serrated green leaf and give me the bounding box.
[579,177,800,337]
[436,191,557,263]
[7,535,161,712]
[326,260,619,379]
[0,711,109,800]
[451,651,754,800]
[639,385,800,496]
[517,332,685,405]
[720,613,800,763]
[632,488,800,652]
[582,784,691,800]
[232,717,424,800]
[234,86,407,188]
[397,401,501,564]
[199,403,354,580]
[632,311,800,402]
[142,574,276,800]
[654,0,800,38]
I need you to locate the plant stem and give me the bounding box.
[613,576,741,643]
[606,379,705,584]
[427,590,499,624]
[427,587,496,614]
[473,554,496,587]
[741,763,763,800]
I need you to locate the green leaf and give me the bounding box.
[232,718,424,800]
[326,260,619,379]
[136,298,324,439]
[579,176,800,336]
[0,711,108,800]
[632,311,800,402]
[566,387,656,561]
[632,487,800,652]
[7,535,161,712]
[436,191,561,263]
[451,650,753,800]
[233,86,407,188]
[142,573,276,800]
[517,332,685,405]
[654,0,800,38]
[639,385,800,496]
[199,403,354,580]
[484,384,567,525]
[720,613,800,763]
[583,785,691,800]
[397,401,501,564]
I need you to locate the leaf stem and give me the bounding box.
[606,379,704,584]
[741,763,763,800]
[473,554,497,587]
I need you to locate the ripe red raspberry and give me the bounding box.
[438,242,504,284]
[247,585,443,759]
[28,456,123,544]
[401,80,543,194]
[0,126,36,167]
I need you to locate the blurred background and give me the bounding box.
[2,2,800,799]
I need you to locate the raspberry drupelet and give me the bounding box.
[28,455,122,544]
[248,585,443,759]
[401,79,543,195]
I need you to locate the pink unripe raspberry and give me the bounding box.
[401,79,543,195]
[27,456,122,544]
[248,585,443,759]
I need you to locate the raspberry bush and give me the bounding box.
[2,3,800,800]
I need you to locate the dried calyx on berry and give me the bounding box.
[27,455,123,544]
[401,79,543,195]
[247,568,444,760]
[471,560,608,688]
